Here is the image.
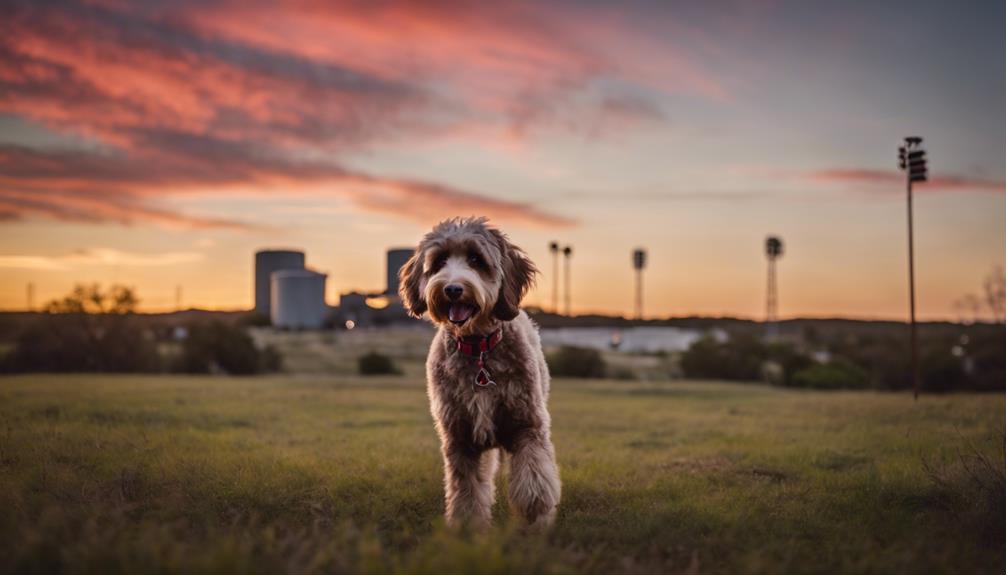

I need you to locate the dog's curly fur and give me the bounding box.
[399,217,560,529]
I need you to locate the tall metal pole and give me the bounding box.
[562,246,572,316]
[907,172,918,400]
[900,136,925,400]
[635,267,643,320]
[632,248,646,320]
[766,258,776,322]
[550,242,559,314]
[764,237,782,339]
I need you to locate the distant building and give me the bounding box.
[338,291,371,326]
[271,269,327,329]
[386,248,414,297]
[255,250,305,318]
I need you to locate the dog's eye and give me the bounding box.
[430,254,447,273]
[467,253,484,268]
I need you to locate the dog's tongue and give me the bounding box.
[448,303,474,322]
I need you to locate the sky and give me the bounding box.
[1,0,1004,320]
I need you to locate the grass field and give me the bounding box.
[1,375,1004,574]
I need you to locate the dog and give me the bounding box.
[398,217,560,529]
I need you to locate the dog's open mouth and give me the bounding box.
[447,302,478,325]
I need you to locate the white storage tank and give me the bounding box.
[255,250,305,318]
[270,269,327,329]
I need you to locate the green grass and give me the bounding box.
[1,375,1004,574]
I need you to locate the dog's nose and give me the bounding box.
[444,284,463,301]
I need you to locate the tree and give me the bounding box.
[44,283,138,315]
[953,294,984,325]
[984,265,1006,323]
[3,284,159,373]
[176,321,281,375]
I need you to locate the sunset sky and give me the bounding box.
[1,0,1004,319]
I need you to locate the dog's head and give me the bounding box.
[398,217,537,335]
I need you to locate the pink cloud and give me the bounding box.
[0,1,730,230]
[803,169,1006,193]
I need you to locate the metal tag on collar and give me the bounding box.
[474,351,495,388]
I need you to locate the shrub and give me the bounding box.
[970,330,1006,392]
[1,284,160,373]
[681,334,815,385]
[767,342,814,386]
[792,360,869,390]
[547,346,606,378]
[680,335,766,382]
[243,312,272,327]
[358,351,399,375]
[177,322,280,375]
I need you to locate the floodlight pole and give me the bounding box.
[632,248,646,320]
[764,237,783,339]
[899,136,926,400]
[563,245,572,317]
[635,267,643,319]
[549,242,560,314]
[906,160,918,401]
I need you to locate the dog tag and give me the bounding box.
[475,367,495,387]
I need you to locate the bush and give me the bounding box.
[547,346,606,378]
[2,315,160,373]
[358,351,399,375]
[177,322,281,375]
[1,284,160,373]
[680,335,767,382]
[680,334,816,385]
[792,360,869,390]
[970,330,1006,392]
[767,342,814,386]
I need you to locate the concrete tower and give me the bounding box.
[386,248,414,297]
[254,250,305,317]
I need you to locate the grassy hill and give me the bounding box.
[1,375,1003,574]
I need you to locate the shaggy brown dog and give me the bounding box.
[399,217,560,529]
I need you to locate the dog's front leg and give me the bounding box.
[442,444,495,529]
[508,430,561,528]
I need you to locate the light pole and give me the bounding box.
[562,245,572,316]
[549,241,560,314]
[765,236,783,339]
[632,248,647,320]
[899,136,927,400]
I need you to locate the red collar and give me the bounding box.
[455,328,503,357]
[454,328,503,388]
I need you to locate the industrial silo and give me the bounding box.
[271,269,328,329]
[386,248,414,296]
[255,250,305,318]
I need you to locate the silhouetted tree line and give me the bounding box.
[0,284,281,375]
[681,327,1006,392]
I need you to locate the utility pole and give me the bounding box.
[175,285,183,311]
[26,282,34,311]
[765,236,783,339]
[549,241,560,314]
[562,245,572,316]
[632,248,647,320]
[899,137,927,400]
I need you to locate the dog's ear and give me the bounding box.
[398,248,427,318]
[491,231,537,321]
